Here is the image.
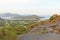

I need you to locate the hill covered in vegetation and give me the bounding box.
[0,13,60,40]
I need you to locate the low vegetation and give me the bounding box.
[0,24,17,40]
[0,19,40,40]
[0,14,60,40]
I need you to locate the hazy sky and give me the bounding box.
[0,0,60,16]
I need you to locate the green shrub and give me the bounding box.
[0,24,17,40]
[13,26,27,35]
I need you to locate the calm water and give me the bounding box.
[40,16,50,20]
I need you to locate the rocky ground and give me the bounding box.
[17,22,60,40]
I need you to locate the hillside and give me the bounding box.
[18,14,60,40]
[1,13,60,40]
[0,13,41,21]
[0,13,20,17]
[11,15,40,21]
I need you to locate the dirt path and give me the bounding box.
[18,33,60,40]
